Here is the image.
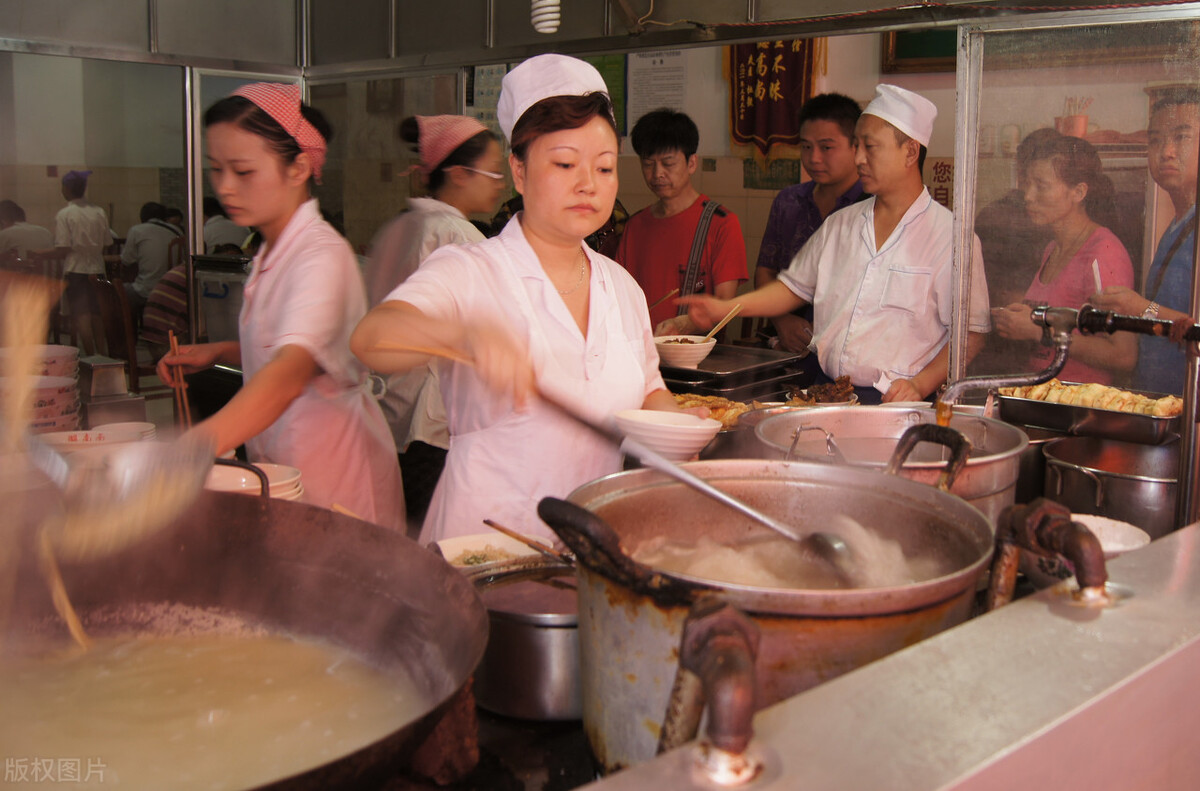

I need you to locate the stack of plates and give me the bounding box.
[205,462,305,501]
[92,421,157,441]
[0,374,81,434]
[0,344,80,378]
[614,409,722,461]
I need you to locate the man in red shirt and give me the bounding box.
[617,109,747,333]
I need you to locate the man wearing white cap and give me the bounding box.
[681,84,990,403]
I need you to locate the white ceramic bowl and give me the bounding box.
[655,335,717,369]
[614,409,722,461]
[92,421,157,439]
[0,376,79,407]
[0,344,79,377]
[205,462,302,495]
[39,427,143,451]
[32,399,80,421]
[1021,512,1152,587]
[436,532,539,569]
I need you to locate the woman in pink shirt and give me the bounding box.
[992,134,1136,384]
[159,84,403,530]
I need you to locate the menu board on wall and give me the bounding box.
[626,50,687,129]
[466,64,507,140]
[583,54,627,135]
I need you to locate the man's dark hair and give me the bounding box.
[139,201,167,223]
[203,196,227,219]
[0,200,26,224]
[630,109,699,159]
[797,93,861,141]
[1151,87,1200,117]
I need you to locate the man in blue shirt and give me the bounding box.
[755,93,866,353]
[1093,88,1199,395]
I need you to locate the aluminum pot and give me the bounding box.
[547,456,994,773]
[754,405,1028,524]
[1043,436,1179,539]
[3,491,488,789]
[472,558,582,721]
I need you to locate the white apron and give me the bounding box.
[419,246,648,545]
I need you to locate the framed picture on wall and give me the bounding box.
[881,30,957,74]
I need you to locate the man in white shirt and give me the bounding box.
[54,170,114,355]
[0,200,53,258]
[203,196,249,253]
[681,84,990,404]
[121,201,183,315]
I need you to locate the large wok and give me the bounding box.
[2,490,488,789]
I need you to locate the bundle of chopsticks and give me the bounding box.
[1064,96,1093,116]
[168,330,192,429]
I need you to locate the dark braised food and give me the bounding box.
[787,375,854,404]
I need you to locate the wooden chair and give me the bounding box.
[26,250,74,347]
[89,274,173,400]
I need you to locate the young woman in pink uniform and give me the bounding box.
[992,134,1136,384]
[159,83,403,530]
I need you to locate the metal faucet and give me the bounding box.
[939,304,1075,406]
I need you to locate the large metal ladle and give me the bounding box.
[367,341,855,581]
[28,433,216,562]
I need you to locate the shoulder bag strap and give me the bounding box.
[1147,214,1197,301]
[677,200,722,317]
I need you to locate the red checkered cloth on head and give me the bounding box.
[415,115,489,176]
[232,82,328,183]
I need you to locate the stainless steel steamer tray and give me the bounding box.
[996,382,1180,445]
[659,344,808,385]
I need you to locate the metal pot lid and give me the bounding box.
[755,405,1028,467]
[475,559,578,627]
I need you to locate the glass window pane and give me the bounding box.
[970,19,1200,397]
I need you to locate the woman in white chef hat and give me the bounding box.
[353,54,683,545]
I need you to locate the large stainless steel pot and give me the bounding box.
[1043,436,1179,538]
[3,491,488,789]
[472,558,582,721]
[550,458,994,773]
[755,406,1028,524]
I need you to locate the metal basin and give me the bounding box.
[754,406,1028,524]
[553,459,994,772]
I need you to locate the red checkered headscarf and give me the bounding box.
[415,115,489,176]
[232,82,327,183]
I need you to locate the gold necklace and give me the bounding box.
[557,250,588,296]
[1053,221,1093,264]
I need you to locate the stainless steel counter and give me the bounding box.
[583,523,1200,790]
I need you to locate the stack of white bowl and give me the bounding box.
[205,462,305,501]
[0,344,82,434]
[614,409,722,461]
[92,421,157,441]
[38,425,143,454]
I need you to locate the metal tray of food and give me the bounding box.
[664,368,803,402]
[996,383,1181,445]
[659,344,809,386]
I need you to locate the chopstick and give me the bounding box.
[483,518,573,564]
[1091,259,1103,295]
[648,287,680,311]
[168,330,192,429]
[703,303,744,341]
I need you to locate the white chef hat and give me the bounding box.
[862,84,937,147]
[496,54,610,142]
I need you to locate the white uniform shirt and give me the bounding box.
[386,216,666,545]
[204,215,250,252]
[239,199,403,530]
[122,219,182,298]
[365,197,486,452]
[54,200,113,275]
[779,188,991,392]
[0,221,53,258]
